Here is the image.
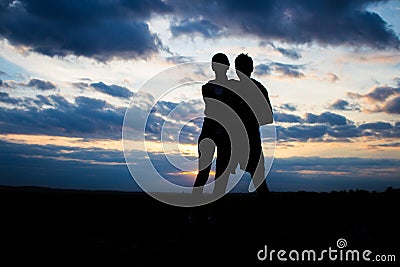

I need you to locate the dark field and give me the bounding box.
[1,186,399,266]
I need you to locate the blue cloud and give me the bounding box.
[0,94,125,138]
[328,99,353,111]
[170,18,222,38]
[277,124,328,141]
[0,0,169,61]
[27,78,56,90]
[382,96,400,114]
[359,122,392,130]
[254,64,272,76]
[305,112,347,126]
[279,103,297,112]
[273,112,302,123]
[90,82,133,98]
[255,61,305,78]
[168,0,400,49]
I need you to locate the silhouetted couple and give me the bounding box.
[193,53,273,203]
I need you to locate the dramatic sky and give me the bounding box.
[1,0,400,192]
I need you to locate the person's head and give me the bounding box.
[211,53,230,75]
[235,53,253,77]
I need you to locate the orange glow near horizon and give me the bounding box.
[1,133,399,160]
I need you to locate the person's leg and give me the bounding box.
[212,132,231,196]
[193,136,215,195]
[189,134,216,224]
[251,151,270,195]
[247,134,270,196]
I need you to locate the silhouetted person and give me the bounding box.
[230,53,273,195]
[192,53,232,198]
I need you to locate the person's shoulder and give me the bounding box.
[251,78,265,88]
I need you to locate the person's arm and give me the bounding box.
[251,79,273,125]
[252,79,273,114]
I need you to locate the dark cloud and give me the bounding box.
[273,111,399,141]
[27,78,56,90]
[0,94,125,138]
[167,0,399,49]
[90,82,133,98]
[170,18,222,38]
[277,124,328,141]
[381,96,400,114]
[305,111,347,126]
[255,61,305,78]
[349,85,400,102]
[0,91,20,105]
[273,112,302,123]
[275,47,301,60]
[73,82,89,90]
[328,99,350,110]
[279,103,297,111]
[328,99,360,111]
[254,64,272,76]
[263,42,302,60]
[273,62,304,78]
[0,0,169,61]
[359,122,392,130]
[2,0,396,62]
[327,124,361,138]
[348,85,400,114]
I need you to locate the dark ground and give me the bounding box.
[1,186,399,266]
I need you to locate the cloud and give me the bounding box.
[0,92,20,105]
[279,103,297,112]
[27,78,56,90]
[277,124,328,141]
[168,0,400,50]
[381,96,400,114]
[327,73,340,83]
[359,122,392,130]
[327,125,361,138]
[166,55,194,64]
[274,62,304,78]
[328,99,350,110]
[328,99,360,111]
[254,64,272,76]
[255,61,305,78]
[90,82,133,99]
[273,112,302,123]
[263,42,302,60]
[170,18,222,38]
[349,85,400,102]
[0,0,169,61]
[0,94,125,138]
[348,85,400,114]
[305,112,348,126]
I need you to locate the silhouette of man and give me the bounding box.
[192,53,232,198]
[230,53,273,195]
